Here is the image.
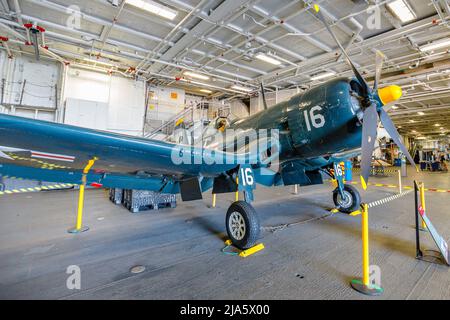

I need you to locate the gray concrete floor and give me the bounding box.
[0,168,449,300]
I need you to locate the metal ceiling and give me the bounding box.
[0,0,449,138]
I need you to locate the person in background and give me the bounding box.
[440,153,448,172]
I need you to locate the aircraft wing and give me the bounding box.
[0,114,247,194]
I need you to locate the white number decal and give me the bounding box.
[240,168,254,186]
[304,106,325,131]
[335,166,343,177]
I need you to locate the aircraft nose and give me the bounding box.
[377,85,402,105]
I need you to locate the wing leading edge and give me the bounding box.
[0,114,252,196]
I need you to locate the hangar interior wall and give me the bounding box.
[0,51,59,121]
[63,67,146,136]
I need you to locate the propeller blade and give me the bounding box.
[313,4,370,96]
[379,108,418,172]
[382,101,397,113]
[373,50,385,92]
[360,104,379,190]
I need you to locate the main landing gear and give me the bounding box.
[225,201,261,250]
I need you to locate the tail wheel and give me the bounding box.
[226,201,260,250]
[333,184,361,214]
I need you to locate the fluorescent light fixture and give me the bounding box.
[310,71,336,81]
[419,38,450,52]
[126,0,177,20]
[440,133,446,136]
[255,53,282,66]
[409,120,415,123]
[435,123,441,126]
[231,85,253,93]
[391,105,399,109]
[416,136,426,140]
[417,111,425,115]
[387,0,416,23]
[184,71,210,81]
[200,89,212,94]
[412,130,417,133]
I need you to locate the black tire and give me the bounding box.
[226,201,260,250]
[333,184,361,214]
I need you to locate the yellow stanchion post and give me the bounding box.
[350,204,383,296]
[397,170,402,194]
[212,193,216,208]
[362,204,370,286]
[235,176,239,202]
[68,157,97,234]
[419,183,428,232]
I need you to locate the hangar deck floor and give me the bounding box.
[1,168,449,300]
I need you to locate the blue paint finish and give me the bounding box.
[0,76,367,195]
[0,163,173,192]
[0,114,239,177]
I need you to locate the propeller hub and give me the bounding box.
[378,85,402,105]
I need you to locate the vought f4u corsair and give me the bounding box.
[0,5,416,249]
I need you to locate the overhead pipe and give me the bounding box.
[0,36,12,58]
[263,15,444,86]
[138,0,211,72]
[24,0,173,44]
[161,0,310,75]
[150,0,259,74]
[31,46,258,94]
[0,16,257,87]
[97,0,126,58]
[432,0,450,28]
[0,21,27,41]
[4,36,67,64]
[12,0,31,44]
[251,4,333,53]
[10,12,265,81]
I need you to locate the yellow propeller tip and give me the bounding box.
[360,176,368,190]
[314,4,320,12]
[378,85,403,105]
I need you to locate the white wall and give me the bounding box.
[63,67,146,136]
[147,86,185,123]
[0,51,59,121]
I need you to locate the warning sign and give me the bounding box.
[420,207,450,265]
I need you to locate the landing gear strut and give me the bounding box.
[326,163,361,214]
[226,201,260,250]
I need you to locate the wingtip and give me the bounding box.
[360,176,368,190]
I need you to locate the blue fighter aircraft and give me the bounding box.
[0,5,416,249]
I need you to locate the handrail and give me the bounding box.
[144,105,194,139]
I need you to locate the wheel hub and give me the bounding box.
[229,211,246,241]
[337,190,353,209]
